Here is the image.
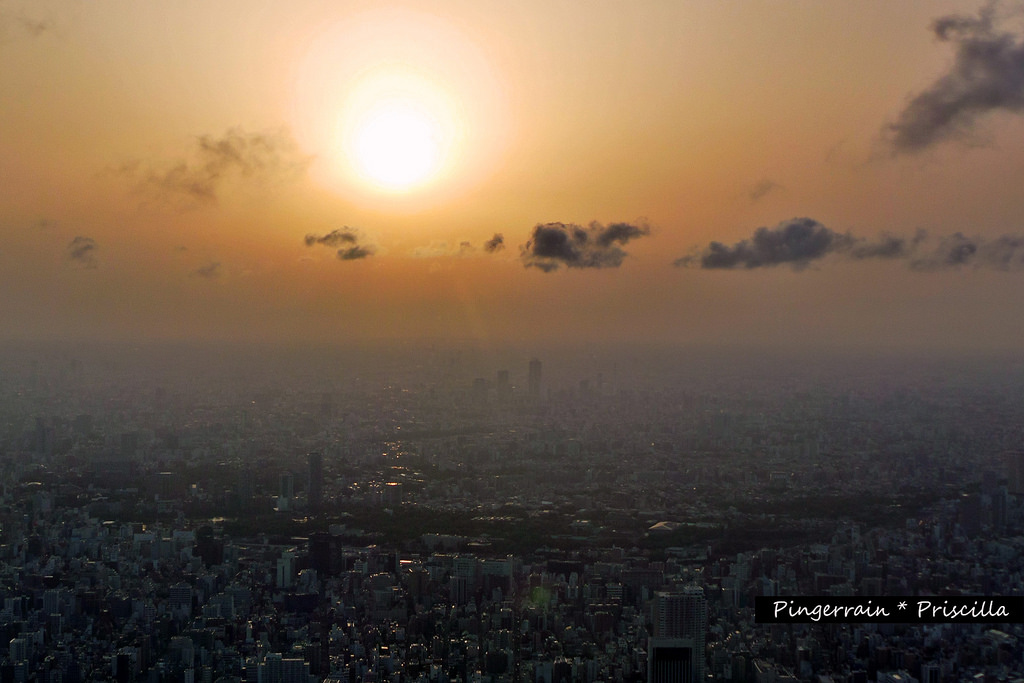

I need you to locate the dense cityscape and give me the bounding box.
[2,343,1024,683]
[8,0,1024,681]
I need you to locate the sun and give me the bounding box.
[334,69,459,195]
[291,8,510,203]
[350,100,442,191]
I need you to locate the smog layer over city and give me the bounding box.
[4,2,1024,682]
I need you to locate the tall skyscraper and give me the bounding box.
[528,358,542,400]
[278,473,294,512]
[1005,450,1024,495]
[648,588,707,683]
[496,369,511,404]
[308,452,323,510]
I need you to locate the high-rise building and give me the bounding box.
[496,369,511,403]
[308,452,323,510]
[648,588,707,683]
[384,481,403,508]
[277,551,295,589]
[168,583,193,619]
[236,468,255,511]
[260,652,283,683]
[278,473,294,512]
[1005,450,1024,495]
[281,658,309,683]
[528,358,542,400]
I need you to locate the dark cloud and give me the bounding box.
[909,231,1024,270]
[849,234,912,260]
[304,229,358,247]
[680,220,1024,272]
[303,229,376,262]
[122,127,311,203]
[593,222,650,248]
[483,233,505,253]
[67,236,98,268]
[305,227,375,261]
[521,221,650,272]
[193,262,222,279]
[749,179,782,203]
[338,245,374,261]
[981,234,1024,269]
[674,218,855,270]
[887,4,1024,153]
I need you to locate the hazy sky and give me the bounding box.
[4,0,1024,350]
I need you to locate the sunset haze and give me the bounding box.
[4,0,1024,350]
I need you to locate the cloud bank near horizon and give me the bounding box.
[677,218,1024,272]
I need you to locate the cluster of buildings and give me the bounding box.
[3,477,1024,682]
[3,346,1024,681]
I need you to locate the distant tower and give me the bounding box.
[308,452,324,511]
[528,358,542,400]
[236,468,255,511]
[278,473,294,512]
[648,587,707,683]
[1005,451,1024,495]
[496,370,511,404]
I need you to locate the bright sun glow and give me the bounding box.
[292,8,509,203]
[351,102,442,190]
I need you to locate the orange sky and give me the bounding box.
[3,0,1024,350]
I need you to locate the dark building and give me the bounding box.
[648,588,707,683]
[308,451,324,510]
[496,369,511,404]
[195,526,224,567]
[528,358,542,400]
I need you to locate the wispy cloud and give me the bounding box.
[0,7,52,39]
[410,235,507,258]
[192,261,222,279]
[120,127,312,204]
[909,232,1024,270]
[749,179,782,203]
[67,236,98,268]
[887,3,1024,153]
[304,229,358,248]
[521,221,650,272]
[410,242,468,258]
